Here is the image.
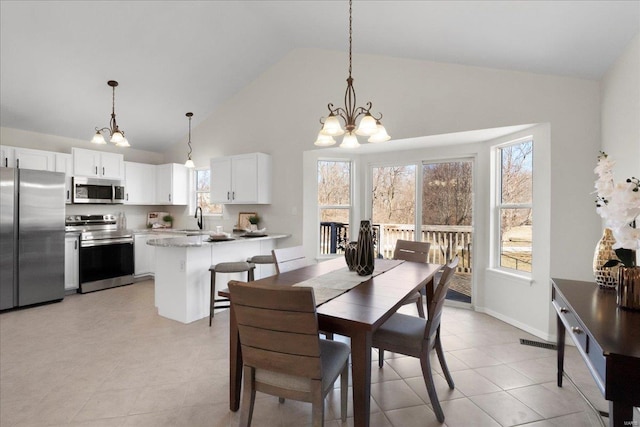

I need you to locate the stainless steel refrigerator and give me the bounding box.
[0,167,65,310]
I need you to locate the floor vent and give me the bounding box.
[519,338,557,350]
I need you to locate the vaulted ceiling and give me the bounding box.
[1,1,638,153]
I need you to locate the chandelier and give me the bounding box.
[184,112,195,168]
[91,80,130,147]
[314,0,390,148]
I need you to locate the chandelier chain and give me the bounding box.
[348,0,352,78]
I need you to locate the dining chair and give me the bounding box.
[228,280,350,427]
[393,239,431,318]
[373,256,459,423]
[272,245,334,340]
[272,245,308,273]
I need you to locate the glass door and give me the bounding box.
[422,160,473,304]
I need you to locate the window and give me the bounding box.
[318,160,351,256]
[495,139,533,273]
[194,168,222,215]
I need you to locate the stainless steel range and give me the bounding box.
[65,214,134,293]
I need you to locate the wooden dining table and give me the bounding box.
[220,257,442,427]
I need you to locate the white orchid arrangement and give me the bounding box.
[594,151,640,268]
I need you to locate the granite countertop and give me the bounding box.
[147,233,289,247]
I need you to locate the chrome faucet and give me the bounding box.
[194,206,203,230]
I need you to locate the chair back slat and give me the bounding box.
[234,305,318,335]
[229,281,323,379]
[393,240,431,263]
[425,256,459,339]
[272,246,308,273]
[238,324,321,356]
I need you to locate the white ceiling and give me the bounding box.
[1,1,638,153]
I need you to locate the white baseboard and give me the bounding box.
[475,305,554,343]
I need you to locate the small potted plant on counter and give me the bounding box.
[163,214,174,228]
[248,215,260,231]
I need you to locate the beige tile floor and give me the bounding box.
[0,280,625,427]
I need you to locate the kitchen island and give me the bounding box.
[148,233,289,323]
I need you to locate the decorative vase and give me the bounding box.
[344,241,358,271]
[617,266,640,310]
[593,228,618,289]
[355,220,375,276]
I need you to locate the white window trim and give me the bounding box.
[491,136,533,278]
[191,167,223,216]
[317,158,353,260]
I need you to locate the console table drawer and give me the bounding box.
[552,295,588,353]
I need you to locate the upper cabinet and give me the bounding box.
[124,161,156,205]
[0,146,56,171]
[155,163,189,205]
[72,148,124,180]
[55,153,73,203]
[210,153,271,204]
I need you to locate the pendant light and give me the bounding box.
[91,80,130,147]
[314,0,390,148]
[184,112,195,168]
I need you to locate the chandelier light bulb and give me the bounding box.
[355,113,378,136]
[184,159,195,168]
[320,114,345,136]
[115,137,130,148]
[91,131,107,145]
[110,130,125,144]
[314,131,337,147]
[368,122,391,143]
[340,132,360,149]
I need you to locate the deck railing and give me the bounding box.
[320,222,473,273]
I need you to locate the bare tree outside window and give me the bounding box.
[318,161,351,255]
[371,166,416,224]
[422,162,473,226]
[195,169,222,215]
[497,140,533,272]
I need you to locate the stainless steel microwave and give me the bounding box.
[72,177,125,204]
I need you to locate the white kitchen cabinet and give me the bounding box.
[0,145,13,168]
[155,163,189,205]
[10,147,56,171]
[124,161,156,205]
[134,234,155,276]
[210,153,271,204]
[55,153,73,203]
[64,234,79,291]
[72,148,124,180]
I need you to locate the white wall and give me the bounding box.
[165,48,601,285]
[601,33,639,184]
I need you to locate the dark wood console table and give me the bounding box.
[552,278,640,427]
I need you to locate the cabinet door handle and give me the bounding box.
[227,191,230,201]
[16,158,19,168]
[571,326,583,334]
[95,166,98,175]
[126,193,129,201]
[560,307,569,313]
[4,158,7,167]
[232,191,235,200]
[66,190,70,200]
[74,240,77,250]
[169,194,171,202]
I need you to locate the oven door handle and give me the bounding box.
[81,238,134,248]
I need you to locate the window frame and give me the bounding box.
[191,167,223,216]
[492,137,533,276]
[317,158,354,259]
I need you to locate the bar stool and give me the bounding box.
[209,261,255,326]
[247,254,276,279]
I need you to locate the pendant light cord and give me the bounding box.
[348,0,352,79]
